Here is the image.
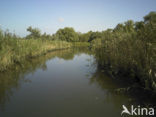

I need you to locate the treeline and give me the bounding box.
[24,26,79,41]
[0,25,90,71]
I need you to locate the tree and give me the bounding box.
[56,27,79,42]
[26,26,41,39]
[124,20,135,32]
[135,21,145,31]
[144,11,156,24]
[113,23,125,32]
[88,31,102,42]
[78,31,92,42]
[42,32,52,40]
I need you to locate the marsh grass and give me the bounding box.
[91,12,156,91]
[0,32,71,72]
[94,28,156,91]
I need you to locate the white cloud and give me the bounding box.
[58,17,64,23]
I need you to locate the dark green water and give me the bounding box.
[0,48,132,117]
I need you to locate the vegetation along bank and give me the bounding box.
[0,12,156,93]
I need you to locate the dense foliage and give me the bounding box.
[55,27,79,42]
[94,12,156,91]
[26,26,41,39]
[0,30,71,71]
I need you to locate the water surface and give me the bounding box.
[0,48,131,117]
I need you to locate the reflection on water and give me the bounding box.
[0,48,133,117]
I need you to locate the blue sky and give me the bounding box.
[0,0,156,36]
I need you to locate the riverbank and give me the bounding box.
[0,39,72,72]
[94,45,156,106]
[92,12,156,93]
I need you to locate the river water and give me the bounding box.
[0,48,132,117]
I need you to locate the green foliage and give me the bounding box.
[72,42,90,47]
[55,27,79,42]
[41,32,53,40]
[144,11,156,24]
[88,31,102,42]
[94,11,156,91]
[26,26,41,39]
[91,38,102,47]
[78,31,92,42]
[0,29,72,71]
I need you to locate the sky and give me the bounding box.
[0,0,156,37]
